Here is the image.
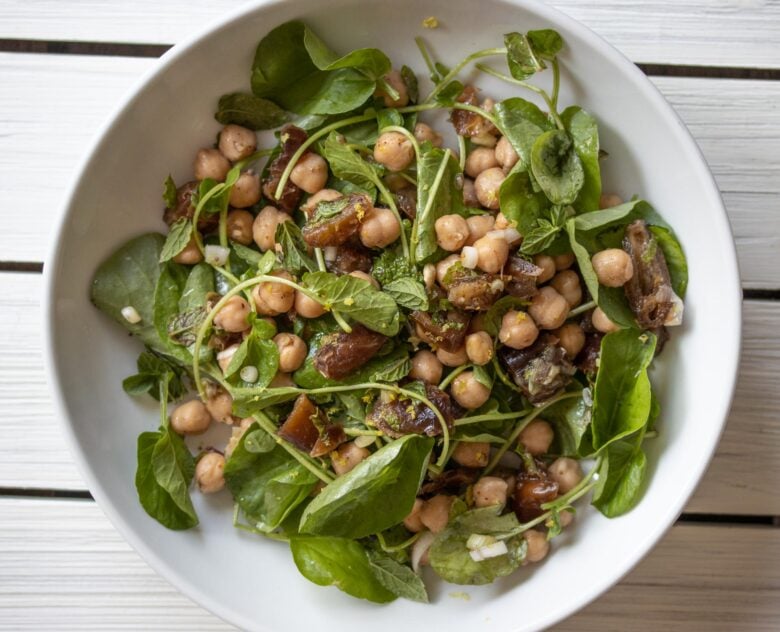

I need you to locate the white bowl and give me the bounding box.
[44,0,741,629]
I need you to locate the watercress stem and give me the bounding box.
[551,58,561,112]
[372,175,410,258]
[457,135,467,172]
[423,47,507,103]
[412,148,452,264]
[415,36,438,79]
[453,408,534,427]
[376,76,400,102]
[219,207,228,248]
[567,300,596,319]
[438,363,470,391]
[343,428,383,437]
[375,530,422,553]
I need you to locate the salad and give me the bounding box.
[91,20,687,604]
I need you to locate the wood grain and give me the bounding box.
[0,53,778,287]
[0,497,776,630]
[2,270,779,512]
[2,0,780,68]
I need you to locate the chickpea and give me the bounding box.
[414,122,442,147]
[495,136,519,171]
[218,124,257,162]
[217,344,240,373]
[206,389,234,424]
[253,205,290,252]
[373,132,414,172]
[409,350,443,384]
[420,495,454,534]
[436,345,468,367]
[170,400,211,435]
[375,69,409,107]
[554,252,576,271]
[423,263,436,289]
[474,232,509,274]
[436,254,461,287]
[173,236,203,265]
[252,271,295,316]
[465,214,496,246]
[592,248,634,287]
[273,333,307,373]
[592,306,620,333]
[499,310,539,350]
[518,419,554,455]
[295,290,326,319]
[331,442,370,475]
[301,189,341,216]
[474,167,505,210]
[465,331,493,365]
[403,498,425,533]
[349,270,380,289]
[473,477,509,508]
[523,529,550,563]
[533,254,556,284]
[550,270,583,308]
[360,207,401,248]
[451,371,491,409]
[554,323,586,358]
[226,209,254,245]
[290,153,328,194]
[195,452,226,493]
[194,148,231,182]
[599,193,623,209]
[548,457,583,493]
[462,178,479,207]
[452,441,490,468]
[529,286,569,330]
[435,214,470,251]
[465,147,499,178]
[228,171,261,209]
[214,295,251,333]
[493,212,511,230]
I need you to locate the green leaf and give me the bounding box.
[178,263,214,313]
[274,221,317,275]
[472,364,494,389]
[371,248,419,286]
[484,295,531,337]
[370,352,411,382]
[135,430,198,530]
[545,390,590,456]
[591,330,657,451]
[224,423,318,528]
[367,551,429,603]
[214,92,290,130]
[159,219,192,263]
[302,271,400,335]
[493,97,552,166]
[650,225,688,297]
[320,132,379,195]
[163,175,177,209]
[530,129,585,205]
[299,435,433,538]
[400,65,419,103]
[383,278,429,311]
[497,167,550,236]
[122,350,185,401]
[519,219,560,255]
[504,32,546,80]
[377,107,404,131]
[225,331,279,388]
[290,536,396,603]
[561,106,601,211]
[527,29,564,59]
[303,26,391,79]
[435,80,465,106]
[592,435,647,517]
[231,242,264,267]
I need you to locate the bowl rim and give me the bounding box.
[42,0,743,629]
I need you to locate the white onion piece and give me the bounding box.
[353,434,376,449]
[120,306,142,324]
[460,246,478,269]
[486,229,509,241]
[582,387,593,407]
[466,533,496,550]
[240,365,259,383]
[205,244,229,266]
[412,530,436,573]
[216,345,239,363]
[664,291,684,327]
[323,246,338,262]
[489,278,505,293]
[469,540,508,562]
[504,227,522,244]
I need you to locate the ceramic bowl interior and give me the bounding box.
[45,0,741,630]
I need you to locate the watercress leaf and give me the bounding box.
[560,106,601,211]
[484,295,531,337]
[285,67,376,116]
[649,225,688,297]
[275,222,317,275]
[320,132,379,195]
[592,437,647,517]
[163,175,177,209]
[290,536,396,603]
[136,431,198,530]
[530,129,585,206]
[303,26,391,79]
[179,263,214,312]
[256,250,278,276]
[152,261,195,363]
[124,350,186,401]
[225,423,318,528]
[472,364,494,390]
[367,551,429,603]
[232,386,303,415]
[401,65,419,103]
[527,29,564,59]
[370,353,411,383]
[299,434,434,538]
[225,336,279,389]
[544,391,591,456]
[519,219,560,255]
[504,32,545,80]
[231,242,264,267]
[383,278,429,311]
[591,330,657,451]
[302,271,400,335]
[434,80,464,106]
[122,373,156,397]
[371,249,419,285]
[377,108,404,131]
[214,92,290,130]
[494,97,552,168]
[151,424,197,518]
[497,167,550,236]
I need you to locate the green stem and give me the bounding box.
[457,135,467,172]
[454,408,534,427]
[567,300,596,319]
[411,148,452,263]
[551,58,561,112]
[219,207,228,248]
[376,530,423,553]
[343,428,383,437]
[213,265,241,288]
[483,391,581,474]
[541,459,600,510]
[314,247,327,271]
[371,174,410,258]
[415,36,438,80]
[451,103,502,132]
[438,363,470,391]
[191,183,228,255]
[313,247,351,332]
[424,47,506,103]
[398,171,417,186]
[376,76,400,102]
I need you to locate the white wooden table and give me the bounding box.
[1,1,779,629]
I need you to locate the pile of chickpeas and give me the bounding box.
[164,83,638,560]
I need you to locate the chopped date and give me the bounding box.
[450,86,499,138]
[262,124,308,212]
[366,382,459,438]
[419,468,479,497]
[410,309,470,352]
[326,243,373,274]
[513,465,559,522]
[313,325,387,380]
[278,394,346,456]
[395,186,418,220]
[499,334,576,404]
[163,181,218,233]
[505,256,543,300]
[575,331,603,375]
[447,274,504,312]
[302,193,372,248]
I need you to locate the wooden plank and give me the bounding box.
[0,497,777,630]
[1,0,779,68]
[2,269,779,513]
[1,55,778,286]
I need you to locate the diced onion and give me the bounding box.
[469,540,508,562]
[582,387,593,407]
[205,244,229,266]
[486,229,508,242]
[240,365,259,383]
[411,531,436,573]
[120,306,141,324]
[466,533,497,551]
[504,227,522,244]
[323,246,338,262]
[353,435,376,449]
[216,346,238,363]
[664,291,684,327]
[489,278,505,293]
[460,246,478,269]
